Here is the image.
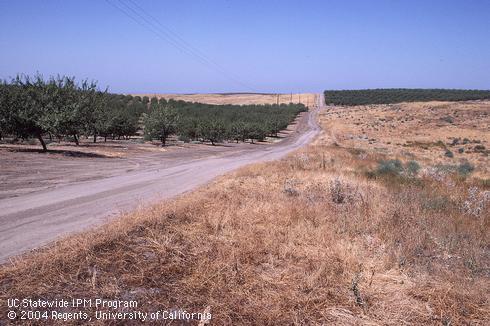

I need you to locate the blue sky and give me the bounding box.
[0,0,489,93]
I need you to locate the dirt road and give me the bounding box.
[0,97,322,262]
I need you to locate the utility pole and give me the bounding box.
[276,94,279,105]
[290,93,292,102]
[299,94,301,104]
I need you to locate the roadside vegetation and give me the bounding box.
[324,88,490,105]
[0,74,307,151]
[1,101,488,324]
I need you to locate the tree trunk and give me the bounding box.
[161,136,166,147]
[104,135,107,142]
[37,134,47,152]
[93,132,97,143]
[73,134,79,146]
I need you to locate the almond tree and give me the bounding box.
[4,74,52,151]
[143,103,179,146]
[198,119,226,145]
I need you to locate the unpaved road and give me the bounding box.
[0,97,322,262]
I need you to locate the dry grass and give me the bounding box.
[1,102,489,325]
[132,93,317,107]
[320,100,490,178]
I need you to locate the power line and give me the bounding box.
[125,0,248,86]
[111,1,195,56]
[116,0,204,60]
[119,0,257,91]
[104,0,257,92]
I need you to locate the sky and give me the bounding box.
[0,0,489,93]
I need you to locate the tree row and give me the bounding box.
[324,88,490,106]
[145,100,306,146]
[0,75,307,151]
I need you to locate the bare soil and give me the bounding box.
[0,108,319,262]
[0,140,251,200]
[0,114,306,201]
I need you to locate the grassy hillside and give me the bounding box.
[324,88,490,105]
[134,93,316,106]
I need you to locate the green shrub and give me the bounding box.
[366,159,424,187]
[406,160,421,176]
[376,159,403,175]
[436,140,446,147]
[422,195,452,212]
[457,162,474,176]
[441,116,454,124]
[445,150,454,158]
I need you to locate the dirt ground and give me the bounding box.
[0,140,232,200]
[0,108,319,261]
[0,119,305,201]
[132,92,317,107]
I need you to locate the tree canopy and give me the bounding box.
[1,74,307,151]
[324,89,490,106]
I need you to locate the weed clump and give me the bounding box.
[445,149,454,158]
[328,177,360,204]
[283,179,300,196]
[422,195,452,212]
[291,153,310,170]
[436,140,446,147]
[461,187,489,218]
[367,159,422,181]
[406,160,421,176]
[441,116,455,124]
[457,162,475,177]
[376,159,403,175]
[474,144,486,151]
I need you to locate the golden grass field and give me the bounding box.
[321,101,489,178]
[133,93,317,107]
[0,101,488,324]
